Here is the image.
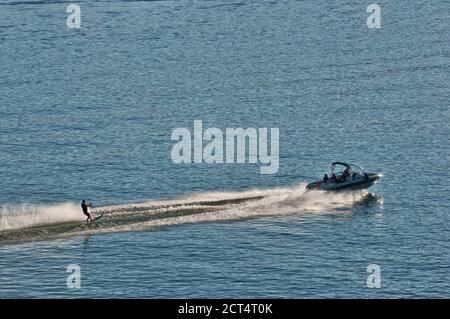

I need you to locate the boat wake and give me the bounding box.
[0,183,381,245]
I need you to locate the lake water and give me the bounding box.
[0,0,449,298]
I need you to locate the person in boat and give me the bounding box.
[81,200,93,222]
[330,173,337,183]
[323,174,329,182]
[343,168,350,181]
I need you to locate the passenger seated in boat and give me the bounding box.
[330,173,337,183]
[323,174,329,182]
[343,168,350,181]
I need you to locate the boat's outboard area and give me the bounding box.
[306,162,382,192]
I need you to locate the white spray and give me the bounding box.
[0,202,84,231]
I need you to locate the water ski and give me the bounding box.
[93,214,103,221]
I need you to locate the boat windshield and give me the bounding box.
[331,162,367,176]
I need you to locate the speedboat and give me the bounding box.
[306,162,382,192]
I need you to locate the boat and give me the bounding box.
[306,162,382,191]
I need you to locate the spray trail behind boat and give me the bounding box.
[0,184,381,245]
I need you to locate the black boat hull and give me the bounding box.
[306,173,381,192]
